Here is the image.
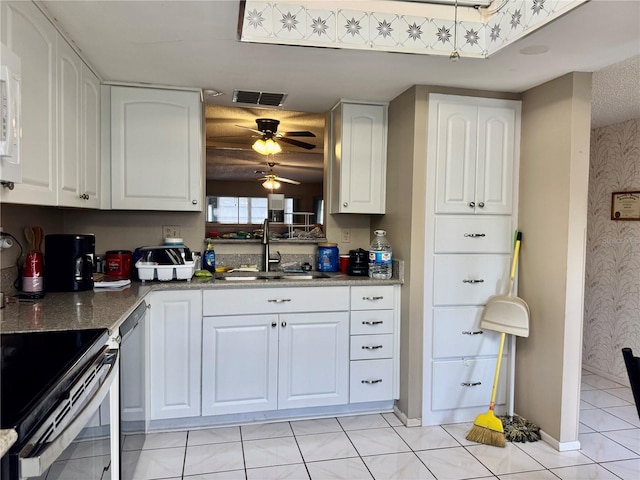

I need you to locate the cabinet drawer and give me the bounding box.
[350,285,394,310]
[433,254,510,306]
[434,217,512,254]
[203,287,349,316]
[350,359,394,403]
[432,308,503,358]
[350,334,393,360]
[431,357,506,410]
[350,310,394,335]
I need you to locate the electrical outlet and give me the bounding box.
[341,228,351,243]
[163,225,181,239]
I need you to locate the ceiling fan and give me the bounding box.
[256,161,301,189]
[236,118,317,152]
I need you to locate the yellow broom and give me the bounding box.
[466,232,525,447]
[465,331,507,447]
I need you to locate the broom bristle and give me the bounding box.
[466,424,506,448]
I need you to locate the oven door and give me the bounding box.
[18,345,119,480]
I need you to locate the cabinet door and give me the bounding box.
[434,102,478,214]
[278,312,349,409]
[476,106,516,215]
[331,103,387,214]
[80,64,101,208]
[56,38,82,207]
[110,86,202,211]
[0,1,57,205]
[149,290,202,420]
[202,315,278,416]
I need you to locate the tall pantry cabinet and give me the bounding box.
[422,94,521,425]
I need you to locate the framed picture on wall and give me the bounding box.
[611,191,640,220]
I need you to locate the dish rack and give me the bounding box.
[136,260,195,282]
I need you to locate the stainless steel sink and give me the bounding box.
[216,271,330,281]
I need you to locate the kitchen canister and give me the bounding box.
[317,243,339,272]
[105,250,132,279]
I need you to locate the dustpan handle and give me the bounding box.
[508,232,522,295]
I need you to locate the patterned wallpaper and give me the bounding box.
[239,0,586,58]
[583,118,640,382]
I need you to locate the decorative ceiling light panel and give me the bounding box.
[239,0,588,58]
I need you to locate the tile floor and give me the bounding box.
[113,370,640,480]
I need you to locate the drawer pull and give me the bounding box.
[362,320,384,326]
[460,381,482,387]
[462,330,483,335]
[268,298,291,303]
[361,345,383,350]
[463,233,486,238]
[462,279,484,284]
[362,296,384,301]
[361,379,383,384]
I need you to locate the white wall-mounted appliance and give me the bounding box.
[0,42,22,186]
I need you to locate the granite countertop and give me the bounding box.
[0,267,403,335]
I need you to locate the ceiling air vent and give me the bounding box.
[232,90,288,107]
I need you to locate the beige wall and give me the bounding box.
[517,72,592,445]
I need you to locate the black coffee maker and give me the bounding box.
[44,234,95,292]
[347,248,368,276]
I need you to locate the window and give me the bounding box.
[206,196,294,224]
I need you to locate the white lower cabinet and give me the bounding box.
[202,288,350,416]
[349,285,400,403]
[151,284,400,423]
[149,290,202,420]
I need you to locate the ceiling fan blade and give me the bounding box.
[235,124,264,135]
[274,176,301,185]
[278,136,316,150]
[279,131,316,137]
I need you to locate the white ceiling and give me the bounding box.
[37,0,640,181]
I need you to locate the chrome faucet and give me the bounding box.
[262,218,281,272]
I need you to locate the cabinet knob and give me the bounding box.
[192,200,198,205]
[343,202,348,207]
[281,321,287,327]
[468,202,475,208]
[478,202,485,208]
[271,322,277,327]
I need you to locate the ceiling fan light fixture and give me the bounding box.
[262,177,281,190]
[252,138,282,155]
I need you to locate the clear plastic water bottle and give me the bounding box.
[368,230,392,279]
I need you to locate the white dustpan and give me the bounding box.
[480,232,530,338]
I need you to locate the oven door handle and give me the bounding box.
[18,347,119,478]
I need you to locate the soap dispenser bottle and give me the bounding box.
[203,242,216,273]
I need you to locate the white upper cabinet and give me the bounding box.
[56,41,101,208]
[330,102,387,214]
[109,86,203,211]
[431,95,520,215]
[0,1,57,205]
[0,1,100,208]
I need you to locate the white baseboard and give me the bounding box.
[393,405,421,427]
[540,429,581,451]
